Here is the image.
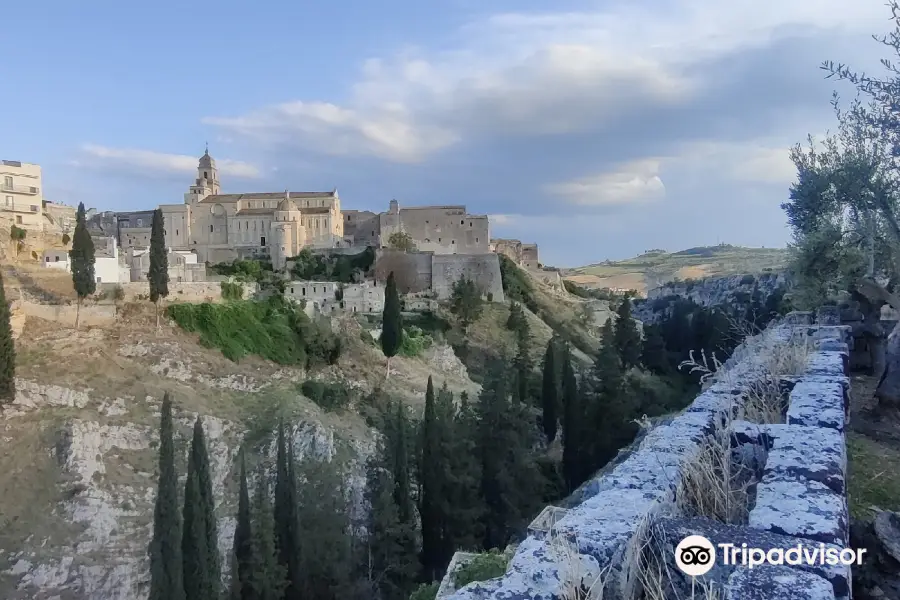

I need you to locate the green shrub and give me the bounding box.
[113,285,125,301]
[220,281,244,300]
[409,582,440,600]
[498,255,539,313]
[454,550,510,588]
[300,380,352,412]
[740,274,756,285]
[399,325,433,357]
[290,247,375,283]
[167,296,342,368]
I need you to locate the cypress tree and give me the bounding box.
[274,422,302,600]
[540,338,559,442]
[586,320,634,471]
[148,393,184,600]
[513,317,532,404]
[248,472,286,600]
[231,451,253,600]
[444,391,483,553]
[182,417,221,600]
[561,348,583,492]
[148,208,169,329]
[381,272,402,378]
[419,376,454,581]
[0,270,15,404]
[391,402,415,527]
[640,324,669,374]
[613,299,642,369]
[69,201,96,330]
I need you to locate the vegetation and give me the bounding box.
[69,202,96,329]
[289,247,375,283]
[299,380,353,412]
[182,417,221,600]
[220,281,244,301]
[167,296,341,368]
[448,276,484,333]
[398,325,433,358]
[211,259,272,283]
[0,271,13,404]
[381,272,402,377]
[61,232,70,246]
[453,550,511,589]
[9,225,26,258]
[149,208,169,328]
[274,423,303,600]
[387,232,416,253]
[148,393,184,600]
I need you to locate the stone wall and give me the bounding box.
[444,313,852,600]
[19,301,117,327]
[431,254,505,302]
[374,249,433,294]
[115,281,258,303]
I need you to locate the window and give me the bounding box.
[209,225,214,232]
[176,229,179,236]
[4,195,11,206]
[204,171,208,179]
[470,222,473,227]
[260,236,266,247]
[438,238,441,242]
[16,216,21,224]
[45,256,50,262]
[136,219,143,227]
[3,176,11,188]
[302,287,306,296]
[476,237,479,242]
[451,240,455,244]
[461,220,464,225]
[291,287,294,294]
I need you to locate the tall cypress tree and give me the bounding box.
[419,376,454,581]
[182,417,221,600]
[381,272,402,378]
[274,422,302,600]
[444,391,483,553]
[613,299,642,370]
[587,320,634,471]
[0,270,15,404]
[148,393,184,600]
[540,338,559,442]
[69,202,96,330]
[148,208,169,329]
[231,451,253,600]
[561,348,583,492]
[512,317,532,404]
[248,471,286,600]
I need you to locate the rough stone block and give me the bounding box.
[787,380,845,432]
[527,506,568,539]
[653,517,850,600]
[780,375,850,411]
[815,339,849,354]
[749,476,848,546]
[783,311,814,325]
[805,351,848,377]
[816,305,842,325]
[761,425,846,495]
[724,565,836,600]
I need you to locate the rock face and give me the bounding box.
[444,315,853,600]
[0,381,373,600]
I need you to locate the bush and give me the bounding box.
[220,281,244,301]
[739,274,756,285]
[454,550,510,588]
[300,380,352,412]
[167,296,342,368]
[290,247,375,283]
[498,255,539,313]
[409,582,440,600]
[113,285,125,301]
[399,325,433,357]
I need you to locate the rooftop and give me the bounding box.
[199,191,337,204]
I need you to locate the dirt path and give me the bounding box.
[849,374,900,450]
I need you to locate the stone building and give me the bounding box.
[43,201,77,233]
[127,247,206,283]
[1,159,44,230]
[117,210,155,250]
[159,149,345,268]
[491,238,540,269]
[284,279,384,315]
[343,200,490,254]
[42,236,120,283]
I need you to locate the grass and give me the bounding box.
[847,432,900,520]
[564,245,788,295]
[454,549,513,589]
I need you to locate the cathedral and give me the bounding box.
[159,149,344,269]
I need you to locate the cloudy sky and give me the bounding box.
[0,0,892,266]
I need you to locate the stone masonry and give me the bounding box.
[443,312,853,600]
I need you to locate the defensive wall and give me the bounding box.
[444,308,853,600]
[374,250,504,302]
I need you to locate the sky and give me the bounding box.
[0,0,893,267]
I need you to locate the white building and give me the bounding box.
[41,236,120,284]
[285,280,384,315]
[128,247,205,283]
[1,160,44,230]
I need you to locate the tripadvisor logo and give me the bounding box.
[675,535,716,576]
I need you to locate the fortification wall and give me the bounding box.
[374,249,433,294]
[444,312,852,600]
[19,301,117,327]
[115,281,257,303]
[431,254,505,302]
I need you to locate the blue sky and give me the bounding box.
[0,0,891,266]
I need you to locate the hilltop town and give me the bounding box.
[2,152,561,318]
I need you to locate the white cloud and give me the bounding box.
[671,139,798,185]
[79,144,261,179]
[545,160,666,206]
[203,0,884,163]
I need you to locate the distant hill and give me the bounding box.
[562,244,789,296]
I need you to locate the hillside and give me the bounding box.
[0,256,601,599]
[563,244,789,295]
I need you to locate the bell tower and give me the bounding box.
[184,144,220,204]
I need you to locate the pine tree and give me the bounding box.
[506,301,527,334]
[444,391,483,553]
[613,299,642,369]
[248,472,286,600]
[148,393,184,600]
[640,323,669,374]
[182,417,221,600]
[419,376,455,580]
[512,317,532,404]
[296,451,354,600]
[365,437,419,600]
[586,320,635,471]
[0,269,15,404]
[69,202,96,330]
[231,451,253,600]
[381,272,403,378]
[540,338,559,442]
[274,422,302,600]
[560,348,584,492]
[148,208,169,329]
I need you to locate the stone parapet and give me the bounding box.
[443,313,853,600]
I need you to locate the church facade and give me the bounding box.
[159,149,344,269]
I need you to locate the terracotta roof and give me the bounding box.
[199,191,336,204]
